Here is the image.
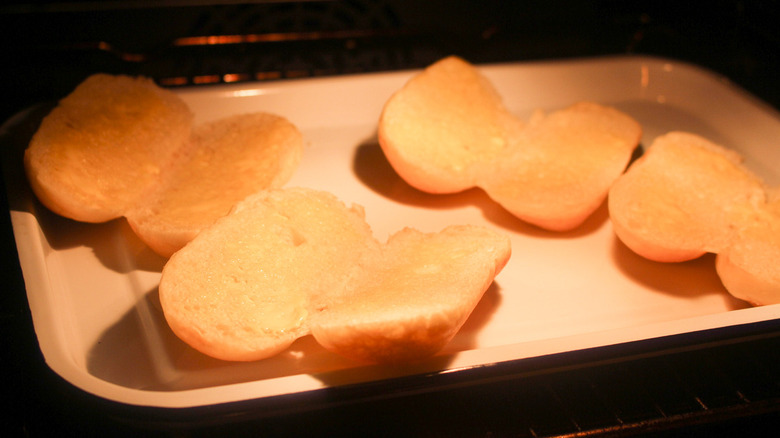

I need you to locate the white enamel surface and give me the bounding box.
[3,55,780,408]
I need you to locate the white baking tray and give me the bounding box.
[3,55,780,409]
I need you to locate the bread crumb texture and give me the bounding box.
[125,112,303,257]
[310,225,511,364]
[608,131,780,305]
[159,188,511,363]
[25,74,193,223]
[378,56,642,231]
[24,73,303,256]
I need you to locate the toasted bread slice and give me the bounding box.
[126,112,303,257]
[608,131,765,262]
[159,188,376,361]
[24,74,305,257]
[159,188,511,363]
[310,225,511,364]
[715,196,780,305]
[608,131,779,305]
[482,102,641,231]
[24,74,193,223]
[377,56,641,231]
[378,56,525,194]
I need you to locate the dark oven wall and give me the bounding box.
[0,0,778,121]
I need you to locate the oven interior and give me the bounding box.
[1,1,779,436]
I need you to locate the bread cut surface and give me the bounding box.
[159,188,511,363]
[608,131,779,305]
[715,198,780,305]
[24,73,193,223]
[24,73,304,257]
[608,131,765,263]
[377,56,641,231]
[126,112,303,257]
[378,55,525,194]
[159,188,376,361]
[310,225,511,364]
[482,102,642,231]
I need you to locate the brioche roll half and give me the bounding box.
[24,73,305,258]
[608,131,766,263]
[310,225,511,364]
[126,112,303,257]
[609,131,779,305]
[378,56,525,194]
[159,188,511,363]
[159,188,375,361]
[24,74,193,223]
[716,198,780,306]
[482,102,641,231]
[378,56,641,231]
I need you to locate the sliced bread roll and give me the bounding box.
[377,56,641,231]
[715,197,780,306]
[24,73,193,223]
[159,188,376,361]
[608,131,766,263]
[159,187,511,363]
[310,225,510,364]
[482,102,642,231]
[126,113,303,257]
[608,131,779,305]
[377,55,525,194]
[24,73,304,257]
